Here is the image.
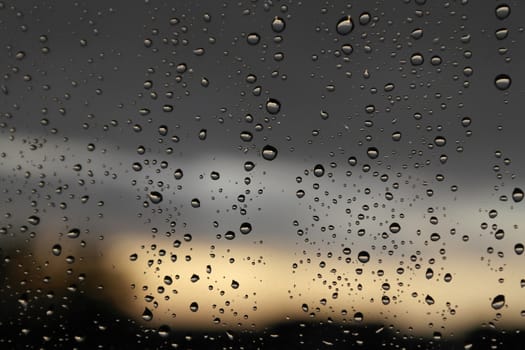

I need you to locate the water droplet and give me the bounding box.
[495,28,509,40]
[191,198,200,208]
[244,161,255,171]
[512,188,524,203]
[199,129,207,140]
[67,228,80,239]
[240,222,252,234]
[389,223,401,234]
[262,145,278,161]
[392,131,402,141]
[434,136,447,147]
[271,16,286,32]
[158,325,170,338]
[149,191,163,204]
[410,28,424,40]
[491,294,505,310]
[367,147,379,159]
[27,215,40,226]
[514,243,524,255]
[313,164,325,177]
[174,169,183,180]
[142,307,153,321]
[410,53,424,66]
[164,275,173,285]
[495,229,505,240]
[336,16,354,35]
[240,131,253,142]
[189,302,199,312]
[210,171,220,180]
[247,33,260,45]
[425,295,435,305]
[266,98,281,114]
[357,251,370,263]
[495,74,511,90]
[52,244,62,256]
[495,4,511,20]
[231,280,239,289]
[359,12,371,25]
[225,231,236,240]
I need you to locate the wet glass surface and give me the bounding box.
[1,0,524,348]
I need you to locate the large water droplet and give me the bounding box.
[240,222,252,234]
[336,16,354,35]
[491,294,505,310]
[271,16,286,33]
[266,98,281,114]
[189,302,199,312]
[142,307,153,321]
[67,228,80,239]
[512,188,524,203]
[313,164,325,177]
[357,251,370,263]
[262,145,278,161]
[495,4,511,20]
[494,74,511,90]
[149,191,163,204]
[410,53,424,66]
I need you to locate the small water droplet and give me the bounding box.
[514,243,524,255]
[359,12,371,25]
[231,280,239,289]
[190,302,199,312]
[247,33,260,45]
[67,228,80,239]
[51,244,62,256]
[191,198,200,208]
[174,169,183,180]
[27,215,40,226]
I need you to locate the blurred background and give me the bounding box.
[1,0,524,348]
